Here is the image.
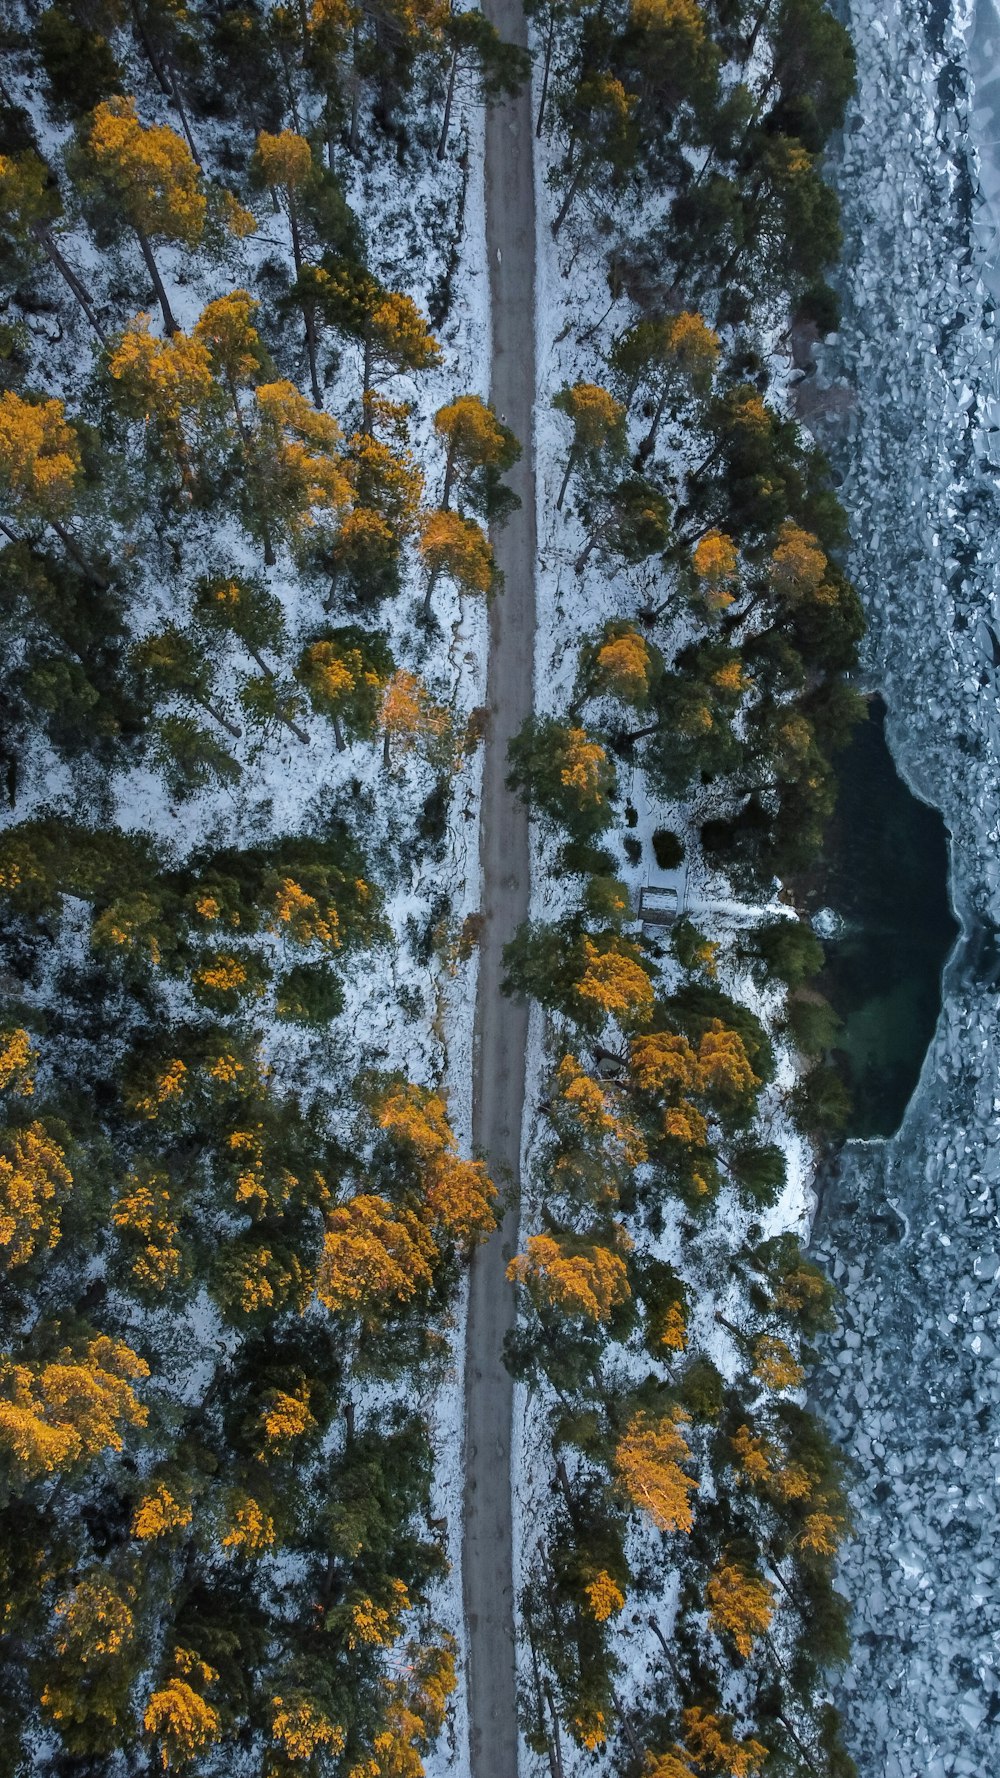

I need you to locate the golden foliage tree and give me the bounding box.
[507,1230,631,1322]
[553,380,625,508]
[144,1670,221,1770]
[0,1335,148,1479]
[707,1559,774,1657]
[680,1707,768,1777]
[418,508,494,619]
[592,623,653,705]
[107,314,217,476]
[770,521,828,601]
[433,393,515,507]
[0,1028,37,1096]
[317,1195,437,1318]
[0,1121,73,1269]
[378,669,449,768]
[84,98,210,334]
[692,529,739,609]
[576,937,655,1029]
[614,1407,697,1533]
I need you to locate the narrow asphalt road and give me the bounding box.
[463,4,537,1776]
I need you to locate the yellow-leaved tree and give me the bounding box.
[0,391,92,575]
[614,1406,697,1533]
[317,1194,437,1320]
[378,669,450,769]
[433,393,518,508]
[553,380,626,509]
[0,1334,148,1480]
[418,508,494,620]
[507,1230,631,1322]
[107,314,218,480]
[706,1558,774,1658]
[692,529,739,610]
[82,98,214,336]
[0,1121,73,1269]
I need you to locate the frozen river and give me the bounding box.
[809,0,1000,1771]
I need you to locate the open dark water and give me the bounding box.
[812,699,959,1138]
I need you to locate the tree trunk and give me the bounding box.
[287,193,322,408]
[743,0,778,66]
[198,695,242,740]
[556,446,576,511]
[332,710,345,752]
[441,444,456,510]
[245,645,310,743]
[135,226,178,336]
[164,51,202,168]
[349,24,363,154]
[48,515,107,587]
[129,1,171,94]
[383,726,391,769]
[33,226,106,342]
[552,162,585,238]
[536,15,555,137]
[422,570,439,620]
[574,529,598,575]
[436,50,460,161]
[611,1691,643,1762]
[543,1681,567,1778]
[639,381,670,460]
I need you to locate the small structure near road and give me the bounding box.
[638,882,682,928]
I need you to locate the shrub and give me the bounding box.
[730,1143,786,1210]
[652,828,684,870]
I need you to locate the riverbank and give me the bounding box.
[809,0,1000,1768]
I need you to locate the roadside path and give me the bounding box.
[463,4,537,1775]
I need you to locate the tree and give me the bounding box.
[316,1195,437,1320]
[583,621,657,706]
[612,310,720,457]
[37,4,122,118]
[707,1558,774,1657]
[192,291,276,555]
[692,529,739,610]
[254,130,324,403]
[296,625,392,749]
[0,148,106,339]
[551,73,637,237]
[0,1334,148,1481]
[573,475,670,576]
[680,1707,768,1777]
[626,0,719,130]
[310,261,441,410]
[133,627,242,740]
[553,381,626,510]
[436,10,530,160]
[507,716,616,840]
[106,314,218,480]
[507,1231,631,1322]
[575,937,654,1030]
[433,394,519,509]
[144,1673,221,1770]
[0,1029,37,1097]
[248,380,352,554]
[0,391,91,574]
[40,1572,140,1755]
[614,1407,697,1533]
[418,509,494,618]
[378,669,449,768]
[82,98,207,336]
[0,1121,73,1270]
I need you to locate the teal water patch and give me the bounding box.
[811,698,958,1138]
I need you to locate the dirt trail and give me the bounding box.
[462,3,537,1774]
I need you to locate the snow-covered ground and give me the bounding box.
[808,0,1000,1768]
